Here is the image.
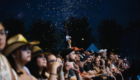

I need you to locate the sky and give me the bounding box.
[0,0,140,37]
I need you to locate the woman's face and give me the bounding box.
[20,45,31,63]
[37,54,47,69]
[56,57,63,64]
[47,54,56,68]
[95,58,100,67]
[110,54,114,60]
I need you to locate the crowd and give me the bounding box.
[0,22,132,80]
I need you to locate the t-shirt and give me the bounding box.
[79,67,85,73]
[0,53,12,80]
[84,63,94,72]
[100,59,108,68]
[68,68,76,79]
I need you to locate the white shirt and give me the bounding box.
[0,53,12,80]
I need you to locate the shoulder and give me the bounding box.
[31,75,37,80]
[24,66,31,75]
[0,53,6,60]
[12,69,18,80]
[94,66,98,70]
[101,59,105,62]
[24,66,29,71]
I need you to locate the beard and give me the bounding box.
[69,56,75,62]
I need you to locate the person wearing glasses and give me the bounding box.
[3,34,40,80]
[26,46,50,80]
[0,22,16,80]
[45,53,64,80]
[59,49,83,80]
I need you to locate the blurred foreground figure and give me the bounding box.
[0,22,15,80]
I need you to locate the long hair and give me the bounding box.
[7,47,23,76]
[26,55,47,79]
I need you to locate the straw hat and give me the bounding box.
[3,34,40,56]
[31,46,44,58]
[31,46,52,58]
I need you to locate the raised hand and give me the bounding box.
[65,63,70,73]
[58,63,63,74]
[72,64,79,73]
[52,61,61,69]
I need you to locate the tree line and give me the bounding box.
[3,17,140,54]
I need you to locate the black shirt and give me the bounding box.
[68,68,76,79]
[79,67,85,73]
[100,59,108,68]
[84,63,94,72]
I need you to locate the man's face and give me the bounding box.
[92,55,95,61]
[87,56,92,63]
[69,51,76,61]
[0,24,6,51]
[97,55,101,60]
[102,52,107,58]
[75,53,80,61]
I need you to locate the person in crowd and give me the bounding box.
[83,51,94,72]
[99,49,108,70]
[56,55,70,80]
[88,50,95,62]
[59,49,83,80]
[114,55,122,70]
[75,50,96,80]
[26,46,49,80]
[123,57,130,70]
[93,57,107,80]
[99,49,116,80]
[3,34,40,80]
[0,22,16,80]
[45,53,64,80]
[108,52,123,80]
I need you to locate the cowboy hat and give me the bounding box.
[3,34,40,56]
[31,46,44,58]
[32,46,52,59]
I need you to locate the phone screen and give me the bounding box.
[66,35,69,41]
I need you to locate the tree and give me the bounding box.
[97,19,123,54]
[27,19,58,54]
[3,18,26,39]
[62,16,95,49]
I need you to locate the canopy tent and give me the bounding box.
[86,43,99,52]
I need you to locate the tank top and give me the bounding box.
[12,66,32,80]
